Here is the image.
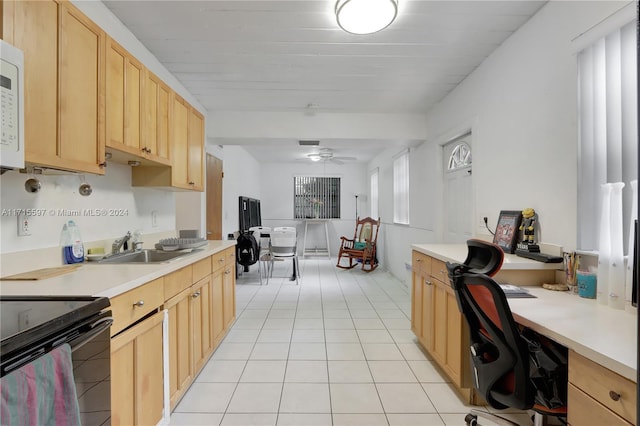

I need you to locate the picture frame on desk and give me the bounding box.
[493,210,523,254]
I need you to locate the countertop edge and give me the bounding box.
[0,240,237,299]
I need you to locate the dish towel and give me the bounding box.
[1,343,80,426]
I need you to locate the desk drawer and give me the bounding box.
[430,258,448,284]
[110,278,164,336]
[568,350,636,424]
[412,251,431,275]
[568,384,632,426]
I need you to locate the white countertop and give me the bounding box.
[0,241,236,299]
[412,243,637,382]
[412,243,562,270]
[510,287,637,382]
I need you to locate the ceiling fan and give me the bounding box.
[304,148,356,165]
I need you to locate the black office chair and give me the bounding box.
[446,239,567,426]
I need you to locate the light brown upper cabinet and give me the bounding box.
[4,0,106,174]
[132,95,205,191]
[105,37,171,167]
[143,70,171,165]
[106,38,143,156]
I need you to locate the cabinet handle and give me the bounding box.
[133,300,145,307]
[416,259,422,262]
[192,291,201,298]
[188,181,195,185]
[225,269,231,275]
[218,258,225,263]
[609,391,621,401]
[99,162,107,168]
[425,279,433,286]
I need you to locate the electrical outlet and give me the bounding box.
[17,214,31,236]
[151,210,158,228]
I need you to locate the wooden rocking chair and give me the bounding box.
[336,217,380,272]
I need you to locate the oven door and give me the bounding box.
[70,312,112,426]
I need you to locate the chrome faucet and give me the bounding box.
[112,231,132,254]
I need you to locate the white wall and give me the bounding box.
[259,162,368,256]
[221,146,263,238]
[368,1,631,282]
[0,164,175,253]
[369,142,440,281]
[423,1,630,251]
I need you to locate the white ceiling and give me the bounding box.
[103,0,546,163]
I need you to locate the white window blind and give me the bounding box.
[293,176,341,219]
[577,20,637,251]
[370,168,379,219]
[393,150,410,225]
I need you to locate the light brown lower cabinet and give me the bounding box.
[568,350,636,426]
[411,251,473,403]
[165,287,193,409]
[111,310,165,426]
[111,247,237,423]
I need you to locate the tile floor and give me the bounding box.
[170,258,532,426]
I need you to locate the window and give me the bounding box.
[370,168,379,219]
[577,20,637,251]
[293,176,340,219]
[447,141,472,171]
[393,150,410,224]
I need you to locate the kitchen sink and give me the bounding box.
[97,249,199,264]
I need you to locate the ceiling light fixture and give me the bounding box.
[308,154,322,162]
[335,0,398,35]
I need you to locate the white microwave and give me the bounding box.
[0,40,24,172]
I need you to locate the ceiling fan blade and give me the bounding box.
[333,156,357,161]
[330,159,344,165]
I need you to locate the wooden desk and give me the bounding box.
[410,243,637,424]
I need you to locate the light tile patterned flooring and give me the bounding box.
[170,259,532,426]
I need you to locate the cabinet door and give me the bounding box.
[111,310,164,426]
[223,265,236,329]
[187,108,204,190]
[192,275,214,373]
[58,2,105,174]
[11,0,59,164]
[106,39,125,148]
[421,275,435,352]
[107,38,143,156]
[445,286,463,384]
[432,282,447,365]
[165,288,192,410]
[211,267,225,346]
[171,96,189,187]
[142,70,171,164]
[124,56,142,151]
[411,267,423,338]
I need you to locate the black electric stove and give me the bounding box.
[0,296,111,377]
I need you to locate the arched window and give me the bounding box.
[447,142,472,171]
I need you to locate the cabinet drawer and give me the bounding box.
[412,251,431,275]
[224,247,236,265]
[568,350,636,424]
[164,265,193,301]
[568,384,632,426]
[193,256,212,283]
[110,278,164,336]
[430,258,449,284]
[212,251,226,271]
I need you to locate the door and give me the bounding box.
[443,134,473,243]
[206,154,223,240]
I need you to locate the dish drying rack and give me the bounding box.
[155,237,208,251]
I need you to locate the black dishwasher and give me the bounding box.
[1,296,113,425]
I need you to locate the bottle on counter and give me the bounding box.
[61,220,84,264]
